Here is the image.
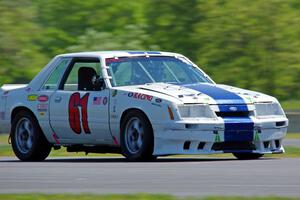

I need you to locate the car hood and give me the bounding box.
[1,84,28,91]
[138,82,275,105]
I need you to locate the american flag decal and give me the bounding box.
[93,97,102,105]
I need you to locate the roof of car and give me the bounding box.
[58,51,182,58]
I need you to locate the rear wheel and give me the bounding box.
[11,111,51,161]
[233,153,264,160]
[120,110,154,161]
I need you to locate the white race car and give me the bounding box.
[0,51,288,161]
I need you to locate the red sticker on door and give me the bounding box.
[68,92,90,134]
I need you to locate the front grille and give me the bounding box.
[212,141,256,151]
[216,111,250,118]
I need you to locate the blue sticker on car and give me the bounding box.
[127,51,161,55]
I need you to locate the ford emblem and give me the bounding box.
[229,106,238,112]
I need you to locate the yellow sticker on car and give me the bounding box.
[27,94,38,101]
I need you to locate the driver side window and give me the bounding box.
[62,59,104,91]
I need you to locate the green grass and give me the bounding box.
[1,133,300,158]
[286,133,300,139]
[281,100,300,111]
[0,194,299,200]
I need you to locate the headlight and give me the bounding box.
[255,102,285,118]
[177,104,216,119]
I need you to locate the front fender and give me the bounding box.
[109,90,175,144]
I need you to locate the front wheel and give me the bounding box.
[11,111,51,161]
[120,110,154,161]
[233,153,264,160]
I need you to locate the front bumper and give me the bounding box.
[152,117,288,156]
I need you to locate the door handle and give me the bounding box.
[54,96,62,103]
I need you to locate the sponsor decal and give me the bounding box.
[112,90,118,97]
[39,112,45,117]
[93,97,102,105]
[27,94,38,101]
[37,95,49,102]
[254,132,260,142]
[3,91,9,95]
[254,129,261,142]
[92,96,108,105]
[127,92,153,102]
[214,133,221,142]
[69,92,90,134]
[103,97,108,105]
[25,87,31,92]
[37,104,48,112]
[105,58,126,65]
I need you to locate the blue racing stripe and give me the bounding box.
[223,117,254,141]
[146,51,161,54]
[127,51,145,54]
[127,51,161,55]
[184,83,246,105]
[218,104,249,112]
[184,83,254,142]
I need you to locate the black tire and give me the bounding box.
[11,111,51,161]
[233,153,264,160]
[120,110,154,161]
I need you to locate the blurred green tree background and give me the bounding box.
[0,0,300,102]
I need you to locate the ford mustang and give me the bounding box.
[0,51,288,161]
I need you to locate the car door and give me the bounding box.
[49,57,113,144]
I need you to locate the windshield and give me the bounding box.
[106,56,212,87]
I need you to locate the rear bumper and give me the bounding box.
[152,117,288,156]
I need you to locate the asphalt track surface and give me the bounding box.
[0,157,300,197]
[283,139,300,147]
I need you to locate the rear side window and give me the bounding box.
[42,59,69,90]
